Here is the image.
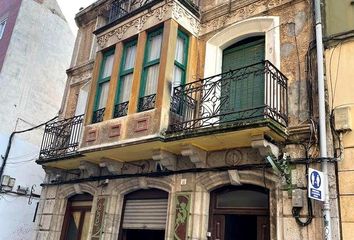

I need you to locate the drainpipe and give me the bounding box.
[314,0,332,239]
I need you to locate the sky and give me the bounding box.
[57,0,96,34]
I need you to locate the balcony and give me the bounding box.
[108,0,199,24]
[39,115,84,161]
[108,0,164,24]
[168,60,288,136]
[37,61,288,166]
[95,0,200,34]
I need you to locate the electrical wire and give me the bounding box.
[0,116,58,182]
[42,157,338,186]
[292,152,313,226]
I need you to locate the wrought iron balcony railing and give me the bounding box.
[138,94,156,112]
[108,0,199,24]
[109,0,160,23]
[39,114,84,160]
[114,101,129,118]
[169,60,288,133]
[92,108,105,124]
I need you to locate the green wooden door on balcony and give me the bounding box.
[221,37,265,123]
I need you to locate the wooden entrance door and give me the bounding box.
[220,37,265,122]
[209,185,270,240]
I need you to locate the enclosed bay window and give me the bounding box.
[171,30,190,116]
[92,49,115,123]
[60,193,93,240]
[114,40,137,118]
[172,30,189,92]
[138,28,163,112]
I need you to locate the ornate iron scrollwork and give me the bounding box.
[39,114,84,160]
[92,108,105,124]
[138,94,156,112]
[168,60,288,132]
[114,101,129,118]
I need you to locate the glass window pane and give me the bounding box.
[98,81,110,109]
[172,66,183,94]
[175,36,185,64]
[147,34,162,62]
[0,20,6,39]
[80,212,91,240]
[66,212,81,240]
[102,54,114,79]
[119,74,133,103]
[124,44,137,70]
[216,190,269,209]
[144,64,159,96]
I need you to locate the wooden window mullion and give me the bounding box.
[76,210,86,240]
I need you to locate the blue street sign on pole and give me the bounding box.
[308,168,325,202]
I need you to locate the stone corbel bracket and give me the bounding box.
[251,134,279,158]
[43,166,63,182]
[79,161,100,177]
[99,160,124,174]
[181,144,207,168]
[152,149,177,171]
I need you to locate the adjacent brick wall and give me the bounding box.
[0,0,21,72]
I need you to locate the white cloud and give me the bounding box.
[57,0,97,34]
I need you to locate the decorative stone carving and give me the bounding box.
[251,134,279,157]
[225,149,243,166]
[228,170,242,185]
[97,2,173,48]
[79,161,100,177]
[67,61,94,86]
[99,160,124,174]
[200,0,289,35]
[152,149,177,171]
[96,0,200,49]
[171,1,200,35]
[181,144,207,168]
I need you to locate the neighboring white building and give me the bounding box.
[0,0,74,239]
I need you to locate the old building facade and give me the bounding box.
[34,0,341,239]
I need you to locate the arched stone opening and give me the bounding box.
[110,177,175,240]
[209,184,270,240]
[204,16,280,78]
[192,170,280,240]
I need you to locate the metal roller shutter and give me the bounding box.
[122,198,168,230]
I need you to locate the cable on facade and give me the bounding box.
[292,159,313,227]
[0,116,58,183]
[41,157,338,186]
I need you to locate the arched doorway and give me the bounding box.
[209,185,270,240]
[220,36,265,122]
[119,188,169,240]
[60,193,93,240]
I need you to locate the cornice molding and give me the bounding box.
[96,0,200,49]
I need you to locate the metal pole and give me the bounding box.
[314,0,332,239]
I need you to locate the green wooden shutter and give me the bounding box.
[221,37,265,122]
